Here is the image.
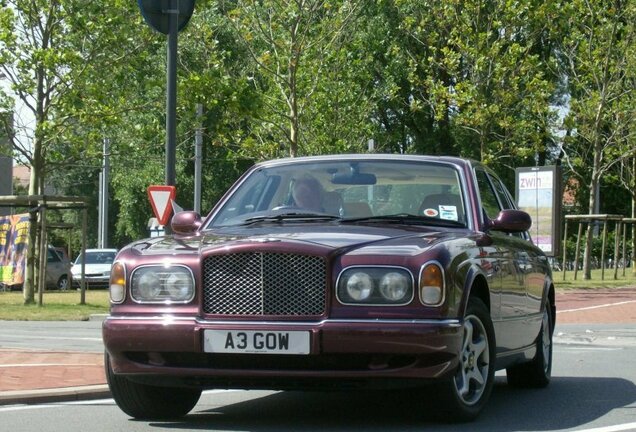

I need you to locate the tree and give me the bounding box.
[222,0,364,157]
[0,0,148,302]
[450,0,557,170]
[353,0,558,180]
[558,0,636,279]
[357,1,454,154]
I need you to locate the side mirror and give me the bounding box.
[488,209,531,233]
[171,211,202,235]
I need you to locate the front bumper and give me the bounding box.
[72,275,110,288]
[103,316,463,390]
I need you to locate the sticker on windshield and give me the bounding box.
[439,205,458,221]
[423,208,438,217]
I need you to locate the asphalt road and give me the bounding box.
[0,320,104,352]
[0,322,634,432]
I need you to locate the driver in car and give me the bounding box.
[292,176,324,212]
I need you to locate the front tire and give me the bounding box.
[506,298,553,388]
[105,352,201,420]
[439,297,496,422]
[57,275,69,290]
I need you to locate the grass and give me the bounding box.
[0,268,634,321]
[554,267,636,290]
[0,290,109,321]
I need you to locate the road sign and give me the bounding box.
[137,0,196,35]
[147,185,176,226]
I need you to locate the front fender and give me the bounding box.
[447,257,492,319]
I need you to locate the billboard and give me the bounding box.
[0,214,30,286]
[515,166,562,256]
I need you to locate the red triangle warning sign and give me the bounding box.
[147,185,176,226]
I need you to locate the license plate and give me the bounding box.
[204,330,310,354]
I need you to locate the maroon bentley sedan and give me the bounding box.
[103,154,554,421]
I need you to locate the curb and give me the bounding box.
[0,385,111,405]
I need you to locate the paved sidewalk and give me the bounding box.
[0,349,109,405]
[556,288,636,324]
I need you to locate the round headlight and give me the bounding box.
[165,272,193,300]
[137,271,161,299]
[346,272,374,301]
[379,272,410,301]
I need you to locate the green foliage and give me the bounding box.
[559,0,636,210]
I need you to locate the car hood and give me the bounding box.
[126,223,474,258]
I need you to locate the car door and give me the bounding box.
[474,168,529,353]
[486,171,547,321]
[46,248,63,286]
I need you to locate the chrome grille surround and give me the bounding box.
[203,253,327,316]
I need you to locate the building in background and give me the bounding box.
[0,111,13,216]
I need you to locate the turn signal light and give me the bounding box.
[419,263,444,306]
[109,262,126,303]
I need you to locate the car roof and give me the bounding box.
[252,153,474,169]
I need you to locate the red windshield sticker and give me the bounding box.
[423,208,439,217]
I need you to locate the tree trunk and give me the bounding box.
[289,85,298,157]
[288,19,300,158]
[582,167,601,280]
[23,61,46,305]
[23,149,40,305]
[582,137,603,280]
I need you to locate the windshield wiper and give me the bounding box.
[241,212,342,225]
[341,213,465,228]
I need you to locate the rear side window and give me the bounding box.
[475,168,528,239]
[490,175,515,210]
[475,170,501,219]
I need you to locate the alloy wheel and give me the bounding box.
[454,314,490,406]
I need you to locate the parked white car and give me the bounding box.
[71,248,117,288]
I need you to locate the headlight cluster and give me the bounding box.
[130,265,195,303]
[337,262,445,307]
[337,267,413,305]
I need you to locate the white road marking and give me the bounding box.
[0,334,102,341]
[573,422,636,432]
[557,300,636,314]
[557,346,622,351]
[0,363,100,368]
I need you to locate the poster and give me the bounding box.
[0,214,30,286]
[516,167,561,256]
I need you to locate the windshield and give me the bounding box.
[207,160,467,228]
[75,251,116,265]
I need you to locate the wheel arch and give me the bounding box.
[545,279,556,334]
[459,265,491,317]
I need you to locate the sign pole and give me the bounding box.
[166,2,178,188]
[194,104,203,214]
[137,0,195,232]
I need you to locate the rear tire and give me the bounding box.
[506,298,553,388]
[105,352,201,420]
[438,297,496,422]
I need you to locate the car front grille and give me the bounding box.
[202,253,326,316]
